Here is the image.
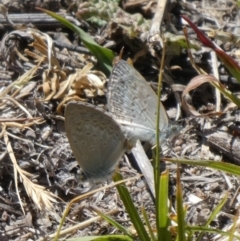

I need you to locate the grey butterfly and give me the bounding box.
[65,101,127,182]
[107,60,170,145]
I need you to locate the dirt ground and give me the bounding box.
[1,0,240,240]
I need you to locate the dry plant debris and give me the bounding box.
[0,0,240,240]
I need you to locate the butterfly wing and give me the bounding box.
[107,60,169,145]
[65,101,126,181]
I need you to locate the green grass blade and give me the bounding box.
[176,166,186,241]
[196,193,229,241]
[155,35,167,239]
[92,236,133,241]
[112,172,150,241]
[37,8,115,74]
[66,235,133,241]
[90,206,134,238]
[186,226,240,240]
[142,206,157,241]
[157,170,171,241]
[163,158,240,176]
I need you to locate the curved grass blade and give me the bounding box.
[90,206,134,239]
[186,226,240,240]
[182,15,240,83]
[37,8,115,74]
[163,158,240,176]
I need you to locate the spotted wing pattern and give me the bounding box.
[107,60,169,145]
[65,101,126,181]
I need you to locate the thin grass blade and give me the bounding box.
[113,172,150,241]
[90,206,134,238]
[176,165,186,241]
[163,158,240,176]
[196,193,229,241]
